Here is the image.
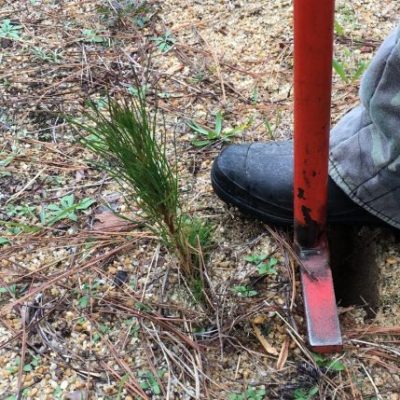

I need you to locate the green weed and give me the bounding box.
[97,0,154,28]
[231,285,258,298]
[0,144,22,167]
[293,386,319,400]
[117,374,129,400]
[40,194,95,226]
[152,31,175,53]
[6,204,36,219]
[0,237,10,246]
[81,28,105,43]
[31,47,63,63]
[0,19,22,40]
[334,20,345,37]
[53,387,63,400]
[22,355,41,372]
[127,83,150,98]
[312,353,345,372]
[333,44,369,84]
[245,253,278,276]
[0,220,41,235]
[139,370,165,395]
[188,111,249,147]
[0,283,28,299]
[228,386,266,400]
[263,110,282,140]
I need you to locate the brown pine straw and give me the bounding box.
[345,325,400,338]
[0,242,134,315]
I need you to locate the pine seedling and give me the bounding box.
[71,90,209,280]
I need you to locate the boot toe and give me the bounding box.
[211,142,294,224]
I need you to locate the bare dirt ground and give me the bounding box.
[1,0,400,399]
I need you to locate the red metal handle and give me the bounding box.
[294,0,335,248]
[293,0,342,352]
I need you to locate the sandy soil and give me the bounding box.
[0,0,400,399]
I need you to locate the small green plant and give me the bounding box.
[0,283,27,299]
[228,386,266,400]
[188,111,249,147]
[53,386,63,400]
[333,52,369,83]
[1,220,41,235]
[245,253,278,276]
[250,87,259,104]
[152,31,175,53]
[40,194,95,226]
[81,28,105,43]
[84,96,109,110]
[139,370,165,395]
[6,357,20,374]
[5,355,39,375]
[97,0,154,28]
[293,386,319,400]
[0,19,22,40]
[127,83,150,98]
[6,204,36,219]
[78,294,90,309]
[336,4,358,27]
[0,237,10,246]
[312,353,345,372]
[117,373,129,400]
[93,323,111,342]
[334,19,345,37]
[75,280,103,309]
[0,143,22,167]
[263,110,282,140]
[70,91,211,281]
[23,355,41,372]
[231,285,258,298]
[190,70,206,84]
[31,47,63,63]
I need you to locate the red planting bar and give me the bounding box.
[293,0,342,352]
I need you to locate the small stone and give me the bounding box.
[60,380,69,390]
[108,266,117,274]
[252,315,267,325]
[113,270,129,287]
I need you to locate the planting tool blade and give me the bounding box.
[293,0,342,352]
[299,237,342,353]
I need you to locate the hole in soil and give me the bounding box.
[329,226,379,318]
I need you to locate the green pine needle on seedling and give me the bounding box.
[70,89,212,281]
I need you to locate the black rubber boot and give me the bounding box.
[211,141,381,226]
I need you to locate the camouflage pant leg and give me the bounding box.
[329,26,400,229]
